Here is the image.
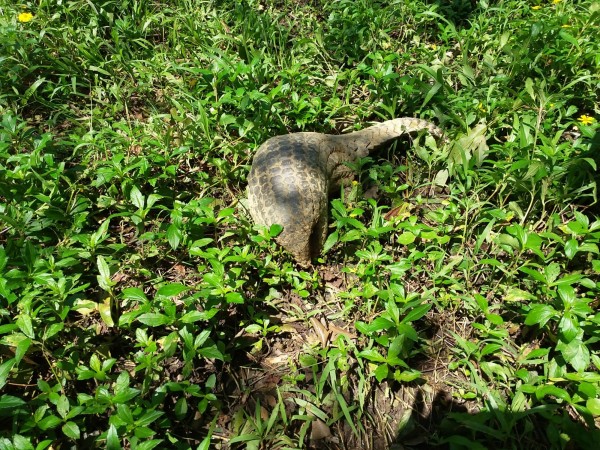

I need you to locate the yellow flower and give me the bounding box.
[552,0,561,4]
[578,115,595,126]
[561,24,571,28]
[531,5,542,10]
[18,12,33,23]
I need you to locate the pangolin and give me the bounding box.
[247,118,444,265]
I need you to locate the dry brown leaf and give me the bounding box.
[310,419,331,440]
[310,317,330,347]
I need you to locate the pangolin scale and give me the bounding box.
[247,118,443,265]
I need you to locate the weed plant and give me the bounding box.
[0,0,599,449]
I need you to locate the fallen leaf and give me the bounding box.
[310,419,331,440]
[310,317,330,347]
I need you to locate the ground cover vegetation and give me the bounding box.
[1,0,599,448]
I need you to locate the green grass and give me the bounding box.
[1,0,599,449]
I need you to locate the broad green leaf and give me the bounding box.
[361,317,395,333]
[577,382,597,398]
[444,435,488,450]
[574,211,590,229]
[586,398,600,416]
[558,30,580,48]
[137,313,172,327]
[480,343,503,357]
[0,394,25,412]
[97,256,111,280]
[0,358,17,390]
[268,224,283,237]
[96,256,114,291]
[358,349,387,363]
[14,337,31,365]
[66,406,84,420]
[557,338,590,372]
[394,369,421,382]
[374,364,388,382]
[225,292,244,304]
[558,314,579,342]
[525,77,536,102]
[198,436,212,450]
[0,324,19,335]
[38,415,62,430]
[130,186,144,209]
[115,370,131,392]
[385,300,400,324]
[112,387,141,404]
[486,313,504,325]
[122,287,148,302]
[564,239,578,259]
[146,194,162,209]
[521,348,550,361]
[135,440,164,450]
[504,288,536,302]
[0,247,6,272]
[396,323,418,342]
[15,314,34,339]
[554,273,584,286]
[480,258,501,266]
[135,410,164,427]
[397,231,416,245]
[102,358,116,372]
[157,283,187,297]
[497,233,520,250]
[340,229,363,242]
[89,65,111,76]
[564,372,600,383]
[579,243,599,254]
[37,380,52,393]
[535,385,571,402]
[511,391,527,413]
[98,298,114,327]
[56,395,70,419]
[217,207,235,219]
[322,230,339,253]
[388,335,405,360]
[89,354,102,372]
[557,284,576,307]
[11,434,34,450]
[106,424,121,450]
[228,434,261,445]
[62,421,80,440]
[401,303,432,324]
[571,298,593,317]
[43,323,64,340]
[189,238,214,251]
[180,309,218,323]
[167,224,182,250]
[524,305,557,327]
[519,267,546,283]
[76,369,96,380]
[90,218,110,247]
[545,262,561,285]
[174,396,188,419]
[299,354,318,368]
[199,345,224,360]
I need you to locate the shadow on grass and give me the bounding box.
[391,387,600,450]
